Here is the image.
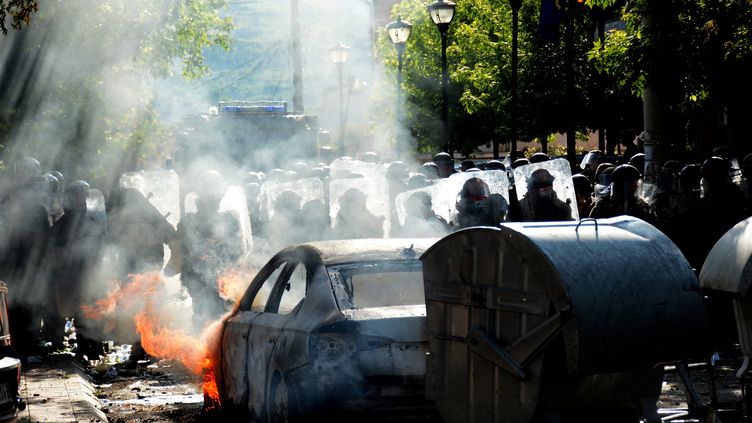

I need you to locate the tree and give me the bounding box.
[0,0,38,35]
[378,0,629,157]
[587,0,752,163]
[0,0,233,185]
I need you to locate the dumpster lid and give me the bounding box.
[699,216,752,296]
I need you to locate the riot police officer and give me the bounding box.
[589,164,655,224]
[167,171,243,331]
[455,178,498,228]
[48,180,107,358]
[333,188,384,239]
[433,152,455,178]
[396,192,451,237]
[518,169,574,222]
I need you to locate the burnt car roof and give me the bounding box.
[299,238,439,266]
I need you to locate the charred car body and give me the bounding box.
[216,238,439,422]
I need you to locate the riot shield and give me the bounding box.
[119,171,182,288]
[513,158,579,221]
[329,158,385,180]
[329,170,390,239]
[184,185,253,253]
[119,170,181,228]
[87,188,108,230]
[394,170,510,226]
[259,177,325,222]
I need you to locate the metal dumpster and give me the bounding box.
[420,216,708,422]
[699,216,752,376]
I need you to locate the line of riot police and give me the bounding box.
[2,147,750,366]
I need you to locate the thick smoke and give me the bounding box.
[0,0,435,367]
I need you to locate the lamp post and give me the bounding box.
[509,0,522,157]
[386,16,413,121]
[329,42,350,153]
[427,0,456,154]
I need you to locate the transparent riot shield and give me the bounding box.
[259,177,325,222]
[394,170,510,226]
[87,188,108,229]
[119,170,181,229]
[119,171,182,292]
[329,158,385,180]
[329,171,390,239]
[184,185,253,253]
[513,158,579,221]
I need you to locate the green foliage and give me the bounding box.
[0,0,233,182]
[139,0,234,80]
[380,0,752,157]
[0,0,38,35]
[587,0,752,154]
[379,0,618,155]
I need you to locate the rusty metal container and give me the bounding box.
[420,216,708,422]
[700,216,752,376]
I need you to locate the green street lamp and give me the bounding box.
[427,0,456,154]
[386,16,413,122]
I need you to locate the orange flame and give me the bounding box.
[217,269,255,304]
[82,272,228,405]
[81,273,161,320]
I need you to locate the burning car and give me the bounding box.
[215,238,439,422]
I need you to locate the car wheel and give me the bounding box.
[267,373,290,423]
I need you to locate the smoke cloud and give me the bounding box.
[0,0,438,371]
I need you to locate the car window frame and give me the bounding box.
[237,247,321,315]
[237,257,287,312]
[327,259,424,310]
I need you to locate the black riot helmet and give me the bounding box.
[612,164,642,186]
[65,180,91,211]
[628,153,645,174]
[460,160,476,172]
[528,168,555,190]
[595,163,616,186]
[529,152,550,164]
[456,178,491,214]
[527,168,556,199]
[433,152,452,164]
[14,156,41,185]
[511,158,529,169]
[485,160,505,171]
[572,174,593,196]
[49,171,65,192]
[701,156,731,182]
[420,162,440,179]
[433,152,454,177]
[39,173,60,194]
[386,161,409,181]
[580,150,604,171]
[679,164,702,193]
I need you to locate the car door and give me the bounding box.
[220,258,286,414]
[246,255,308,419]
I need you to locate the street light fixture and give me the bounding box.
[329,42,350,153]
[386,16,412,125]
[427,0,456,154]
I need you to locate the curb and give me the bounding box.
[17,356,107,423]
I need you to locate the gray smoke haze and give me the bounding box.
[0,0,435,349]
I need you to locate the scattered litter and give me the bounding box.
[105,367,118,378]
